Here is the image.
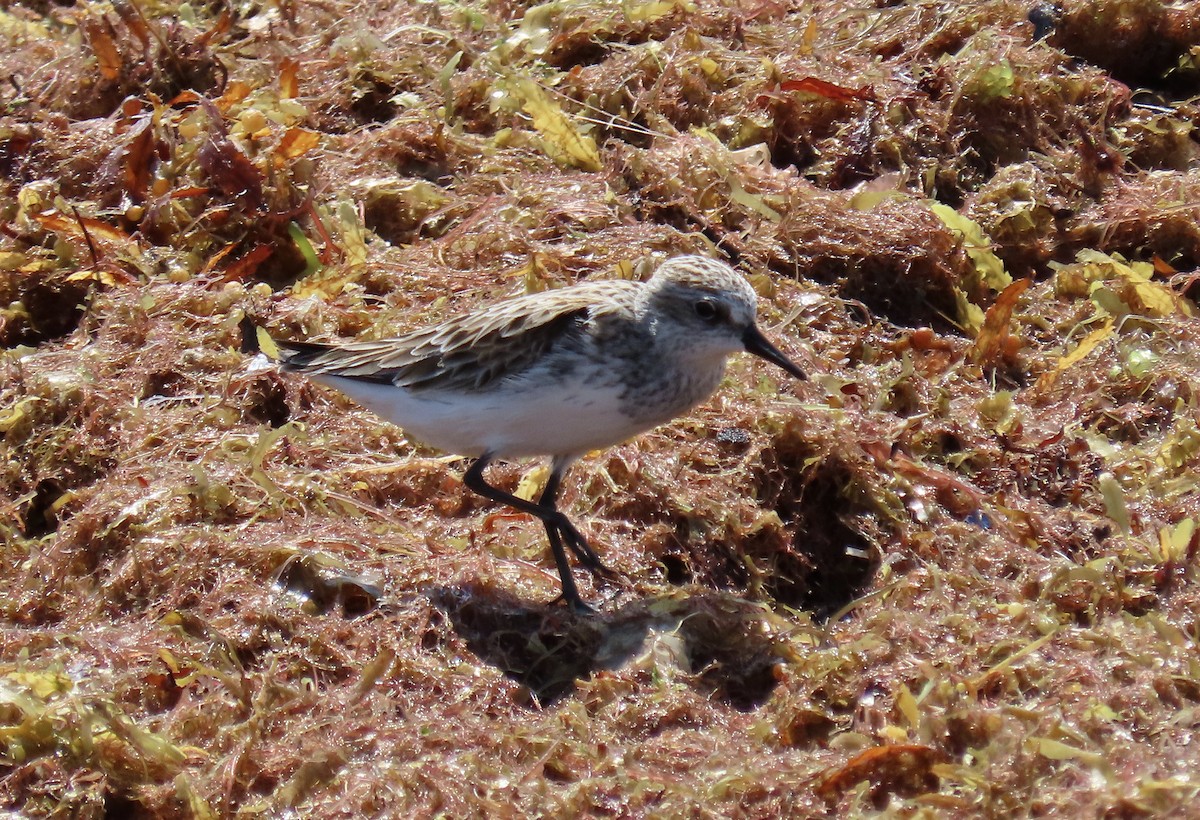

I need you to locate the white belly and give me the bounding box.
[314,373,654,459]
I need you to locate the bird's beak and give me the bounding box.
[742,324,806,380]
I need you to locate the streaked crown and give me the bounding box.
[645,255,759,328]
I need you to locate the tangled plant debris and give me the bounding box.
[2,0,1199,815]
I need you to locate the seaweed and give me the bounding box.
[2,0,1199,815]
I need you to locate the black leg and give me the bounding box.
[537,461,610,573]
[544,526,594,614]
[463,454,600,613]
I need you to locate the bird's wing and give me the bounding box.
[274,286,624,392]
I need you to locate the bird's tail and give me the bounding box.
[238,314,328,368]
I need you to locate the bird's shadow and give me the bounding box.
[429,585,804,708]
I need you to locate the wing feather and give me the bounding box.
[273,283,632,391]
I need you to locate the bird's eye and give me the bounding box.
[694,299,720,323]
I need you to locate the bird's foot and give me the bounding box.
[557,522,619,579]
[549,590,597,615]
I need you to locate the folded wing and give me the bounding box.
[274,291,601,392]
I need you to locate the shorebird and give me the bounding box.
[269,255,805,612]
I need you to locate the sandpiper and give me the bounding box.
[270,255,805,612]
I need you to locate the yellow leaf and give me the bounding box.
[0,7,50,40]
[931,203,1011,291]
[66,269,119,285]
[353,646,396,702]
[1034,318,1114,392]
[275,127,321,163]
[512,79,602,172]
[6,669,73,700]
[0,397,36,433]
[279,57,300,99]
[1058,250,1193,318]
[1159,519,1195,563]
[1129,279,1184,317]
[1098,472,1130,534]
[1034,737,1105,766]
[255,327,281,360]
[507,254,552,294]
[158,649,182,675]
[0,251,31,270]
[799,17,817,55]
[728,175,781,223]
[954,287,985,334]
[515,464,550,502]
[215,80,253,111]
[290,267,359,299]
[336,200,368,270]
[625,0,680,22]
[1156,417,1200,471]
[849,189,906,210]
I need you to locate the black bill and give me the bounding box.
[742,324,806,380]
